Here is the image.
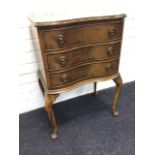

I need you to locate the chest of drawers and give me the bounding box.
[29,14,126,139]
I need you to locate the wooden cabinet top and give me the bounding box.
[29,13,126,27]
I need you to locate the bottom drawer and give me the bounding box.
[49,59,119,89]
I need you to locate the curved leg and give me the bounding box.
[45,94,58,139]
[94,82,98,95]
[38,78,44,96]
[112,75,123,117]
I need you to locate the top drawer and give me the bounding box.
[41,21,124,50]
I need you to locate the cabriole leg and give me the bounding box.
[45,94,58,139]
[112,75,123,117]
[38,78,44,95]
[94,82,98,95]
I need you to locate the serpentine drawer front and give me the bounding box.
[49,59,119,89]
[47,41,121,71]
[42,21,123,50]
[29,14,126,140]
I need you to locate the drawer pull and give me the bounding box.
[59,56,67,65]
[108,28,117,37]
[107,47,114,57]
[57,35,65,46]
[61,74,69,83]
[105,64,112,72]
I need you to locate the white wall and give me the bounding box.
[18,0,135,113]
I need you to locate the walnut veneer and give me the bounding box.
[29,14,126,139]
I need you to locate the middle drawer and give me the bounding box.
[47,41,121,71]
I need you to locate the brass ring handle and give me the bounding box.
[107,47,114,57]
[108,28,117,37]
[59,56,67,65]
[105,64,112,72]
[57,35,65,46]
[61,74,68,83]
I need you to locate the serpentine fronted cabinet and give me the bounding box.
[29,14,126,139]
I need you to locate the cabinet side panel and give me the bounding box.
[37,28,52,89]
[31,27,47,85]
[117,19,125,72]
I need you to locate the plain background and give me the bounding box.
[0,0,155,155]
